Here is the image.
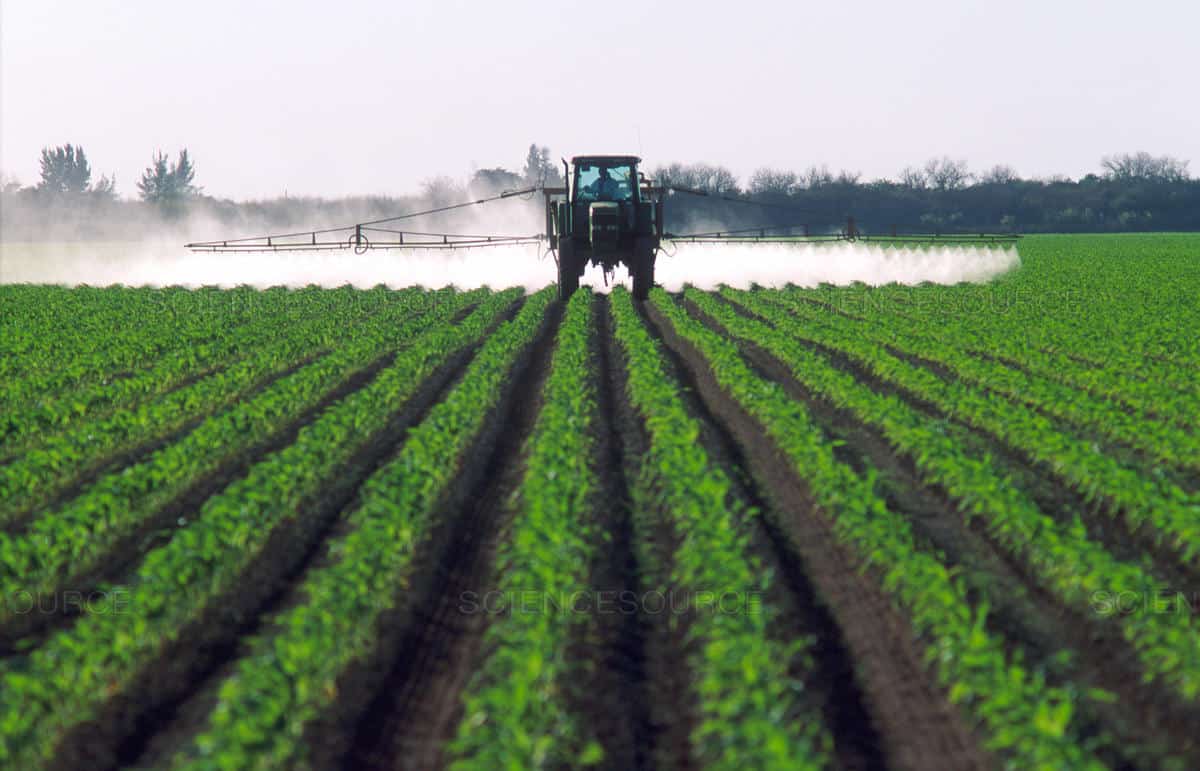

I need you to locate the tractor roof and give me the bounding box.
[571,155,641,167]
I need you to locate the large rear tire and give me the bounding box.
[557,246,579,300]
[631,252,655,300]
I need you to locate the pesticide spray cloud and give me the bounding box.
[1,238,1019,290]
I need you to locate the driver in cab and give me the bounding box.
[584,168,621,201]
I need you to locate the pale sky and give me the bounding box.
[2,0,1197,200]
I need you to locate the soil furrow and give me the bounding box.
[54,315,509,771]
[573,296,653,771]
[2,351,326,535]
[729,294,1200,600]
[342,300,563,771]
[0,344,410,656]
[683,298,1200,768]
[634,300,887,771]
[599,301,695,771]
[642,299,993,771]
[117,299,515,771]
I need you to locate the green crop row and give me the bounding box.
[786,285,1200,435]
[0,288,426,522]
[610,287,832,770]
[728,286,1200,561]
[693,287,1200,705]
[769,291,1200,474]
[166,287,554,770]
[0,288,477,629]
[0,286,407,449]
[649,288,1103,769]
[0,288,522,769]
[447,289,605,769]
[0,286,293,388]
[0,285,355,417]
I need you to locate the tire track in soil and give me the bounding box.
[342,300,564,771]
[641,299,994,771]
[632,301,887,771]
[77,298,524,771]
[742,294,1200,604]
[683,298,1200,769]
[574,296,653,770]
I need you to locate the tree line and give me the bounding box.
[3,144,1196,238]
[653,153,1197,234]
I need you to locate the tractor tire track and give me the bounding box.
[569,297,653,771]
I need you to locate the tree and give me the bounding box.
[923,156,971,191]
[798,165,833,189]
[91,174,117,200]
[1101,152,1189,182]
[420,175,464,207]
[834,169,862,186]
[650,162,738,194]
[980,164,1020,185]
[899,165,927,190]
[470,167,523,195]
[522,144,562,186]
[37,144,92,195]
[137,149,200,209]
[749,168,798,196]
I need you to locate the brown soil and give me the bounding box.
[560,295,653,770]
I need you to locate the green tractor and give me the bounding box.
[543,155,663,300]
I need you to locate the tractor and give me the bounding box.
[542,156,663,300]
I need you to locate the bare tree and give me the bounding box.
[798,164,833,189]
[749,167,797,196]
[923,156,971,191]
[653,162,739,194]
[980,164,1020,185]
[834,169,862,185]
[1101,152,1190,182]
[899,166,927,190]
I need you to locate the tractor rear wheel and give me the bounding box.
[557,248,579,300]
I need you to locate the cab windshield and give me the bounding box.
[575,163,634,202]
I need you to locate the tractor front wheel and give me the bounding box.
[631,252,655,300]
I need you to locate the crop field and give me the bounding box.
[1,233,1198,770]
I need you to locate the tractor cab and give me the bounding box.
[545,155,663,300]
